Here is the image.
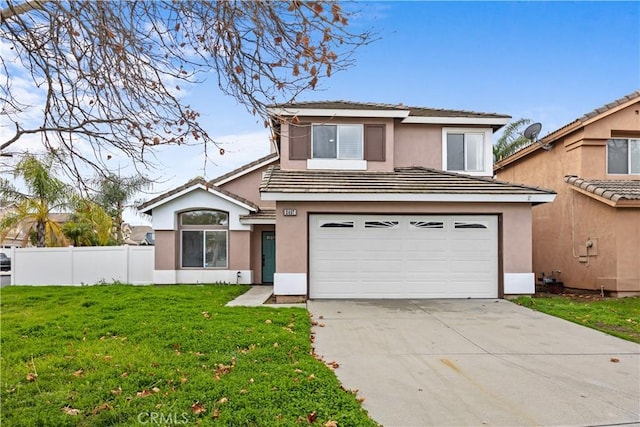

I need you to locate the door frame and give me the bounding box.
[261,231,276,284]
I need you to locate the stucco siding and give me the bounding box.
[155,230,177,270]
[614,209,640,293]
[219,166,275,208]
[583,101,640,139]
[228,230,251,270]
[394,124,442,169]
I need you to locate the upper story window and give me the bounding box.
[312,124,363,160]
[607,139,640,174]
[180,210,228,269]
[442,128,492,176]
[289,123,385,169]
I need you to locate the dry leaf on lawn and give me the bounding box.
[191,401,206,415]
[61,406,81,416]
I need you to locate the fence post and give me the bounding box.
[10,246,15,286]
[125,245,131,284]
[69,246,74,285]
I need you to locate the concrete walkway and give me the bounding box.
[225,285,273,306]
[308,299,640,427]
[225,286,305,308]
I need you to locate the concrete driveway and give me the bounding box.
[307,299,640,427]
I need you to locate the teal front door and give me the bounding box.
[262,231,276,284]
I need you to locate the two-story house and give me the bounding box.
[495,92,640,297]
[139,101,555,301]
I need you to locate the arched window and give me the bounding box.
[180,210,228,268]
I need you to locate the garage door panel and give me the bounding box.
[405,260,450,272]
[310,214,498,299]
[361,260,403,272]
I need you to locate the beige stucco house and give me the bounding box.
[495,91,640,296]
[139,101,555,301]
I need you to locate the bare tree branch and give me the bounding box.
[0,0,374,182]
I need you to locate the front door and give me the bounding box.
[262,231,276,284]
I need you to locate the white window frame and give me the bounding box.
[607,138,640,175]
[311,124,364,160]
[442,127,493,176]
[179,210,229,269]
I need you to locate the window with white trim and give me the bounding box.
[312,124,363,160]
[607,138,640,174]
[443,128,492,175]
[180,210,228,268]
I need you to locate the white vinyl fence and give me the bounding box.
[8,246,154,286]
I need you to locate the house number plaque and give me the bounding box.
[283,209,297,216]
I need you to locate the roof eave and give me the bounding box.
[496,91,640,168]
[211,153,279,186]
[260,192,556,203]
[568,185,640,208]
[402,116,510,128]
[139,183,258,214]
[266,107,410,119]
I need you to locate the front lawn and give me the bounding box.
[0,285,377,426]
[513,294,640,343]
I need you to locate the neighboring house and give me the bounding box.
[139,101,555,301]
[122,224,155,245]
[495,91,640,297]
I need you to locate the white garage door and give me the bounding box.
[309,214,498,299]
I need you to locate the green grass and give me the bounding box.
[1,285,377,426]
[513,295,640,343]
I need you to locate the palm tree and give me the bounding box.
[93,174,151,244]
[63,199,114,246]
[493,118,533,163]
[0,155,70,247]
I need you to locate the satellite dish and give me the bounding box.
[523,122,552,151]
[523,122,542,141]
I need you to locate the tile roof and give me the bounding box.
[260,166,555,196]
[269,100,510,119]
[544,90,640,141]
[239,209,276,223]
[210,152,279,185]
[138,177,259,212]
[565,176,640,202]
[495,90,640,168]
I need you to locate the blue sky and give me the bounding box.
[134,1,639,223]
[3,1,638,223]
[167,1,638,186]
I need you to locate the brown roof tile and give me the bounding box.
[239,209,276,222]
[260,166,555,196]
[564,176,640,201]
[269,100,510,119]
